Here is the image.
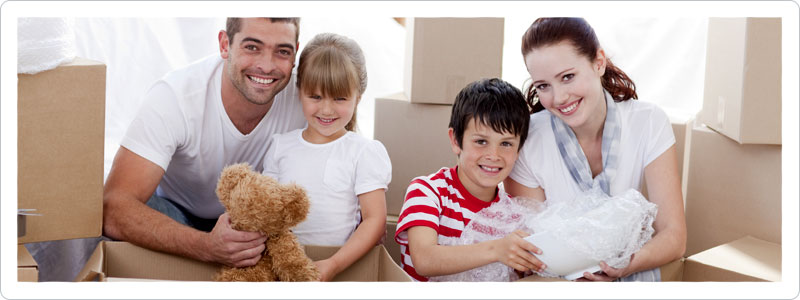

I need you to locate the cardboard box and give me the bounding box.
[684,124,781,256]
[385,215,401,265]
[76,241,411,282]
[403,18,504,105]
[661,236,780,282]
[374,93,456,215]
[698,18,781,144]
[18,57,106,243]
[18,245,38,282]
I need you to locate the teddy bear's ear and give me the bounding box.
[216,163,254,207]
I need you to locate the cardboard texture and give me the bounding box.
[683,236,780,282]
[18,57,106,243]
[374,93,456,215]
[698,18,781,144]
[403,18,504,104]
[385,215,401,265]
[18,245,38,282]
[76,241,411,282]
[684,124,781,256]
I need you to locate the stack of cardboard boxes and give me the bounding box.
[17,58,107,282]
[374,17,505,265]
[658,17,782,282]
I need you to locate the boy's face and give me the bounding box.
[449,119,521,202]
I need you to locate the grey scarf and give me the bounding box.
[550,90,620,195]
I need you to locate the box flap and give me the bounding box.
[17,245,37,268]
[104,241,220,281]
[74,240,106,281]
[377,245,412,281]
[79,242,411,282]
[659,258,685,281]
[18,57,106,243]
[684,236,780,281]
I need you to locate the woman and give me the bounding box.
[504,18,686,281]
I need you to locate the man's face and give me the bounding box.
[221,18,298,106]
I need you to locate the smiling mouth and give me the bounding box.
[317,117,337,125]
[248,75,276,85]
[558,99,582,114]
[480,165,501,173]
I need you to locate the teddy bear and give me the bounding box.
[213,163,320,282]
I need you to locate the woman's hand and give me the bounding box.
[313,258,340,282]
[577,260,633,282]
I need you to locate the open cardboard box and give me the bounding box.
[661,236,780,282]
[76,241,411,282]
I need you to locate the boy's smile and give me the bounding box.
[450,119,521,202]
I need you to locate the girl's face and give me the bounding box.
[524,40,607,132]
[300,87,357,144]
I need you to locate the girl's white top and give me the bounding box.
[262,129,391,246]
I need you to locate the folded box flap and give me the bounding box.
[75,240,105,281]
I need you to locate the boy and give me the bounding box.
[394,78,544,281]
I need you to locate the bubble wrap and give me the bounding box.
[429,192,535,282]
[18,18,76,74]
[526,185,658,278]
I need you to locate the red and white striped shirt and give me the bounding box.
[394,166,499,281]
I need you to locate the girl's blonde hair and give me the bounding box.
[297,33,367,131]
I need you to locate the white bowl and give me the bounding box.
[524,231,601,280]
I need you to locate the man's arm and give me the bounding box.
[103,146,267,267]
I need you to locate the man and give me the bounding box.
[102,18,306,267]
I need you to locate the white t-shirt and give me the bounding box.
[121,55,306,219]
[508,100,675,203]
[262,129,392,246]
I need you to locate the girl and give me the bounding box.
[504,18,686,281]
[262,33,390,281]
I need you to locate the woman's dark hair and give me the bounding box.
[521,18,637,113]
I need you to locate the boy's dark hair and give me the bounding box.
[449,78,530,150]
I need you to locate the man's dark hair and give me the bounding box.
[449,78,530,150]
[226,18,300,44]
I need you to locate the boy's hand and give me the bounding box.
[492,230,545,272]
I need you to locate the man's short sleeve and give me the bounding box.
[120,81,187,171]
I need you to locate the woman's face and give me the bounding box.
[524,40,607,132]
